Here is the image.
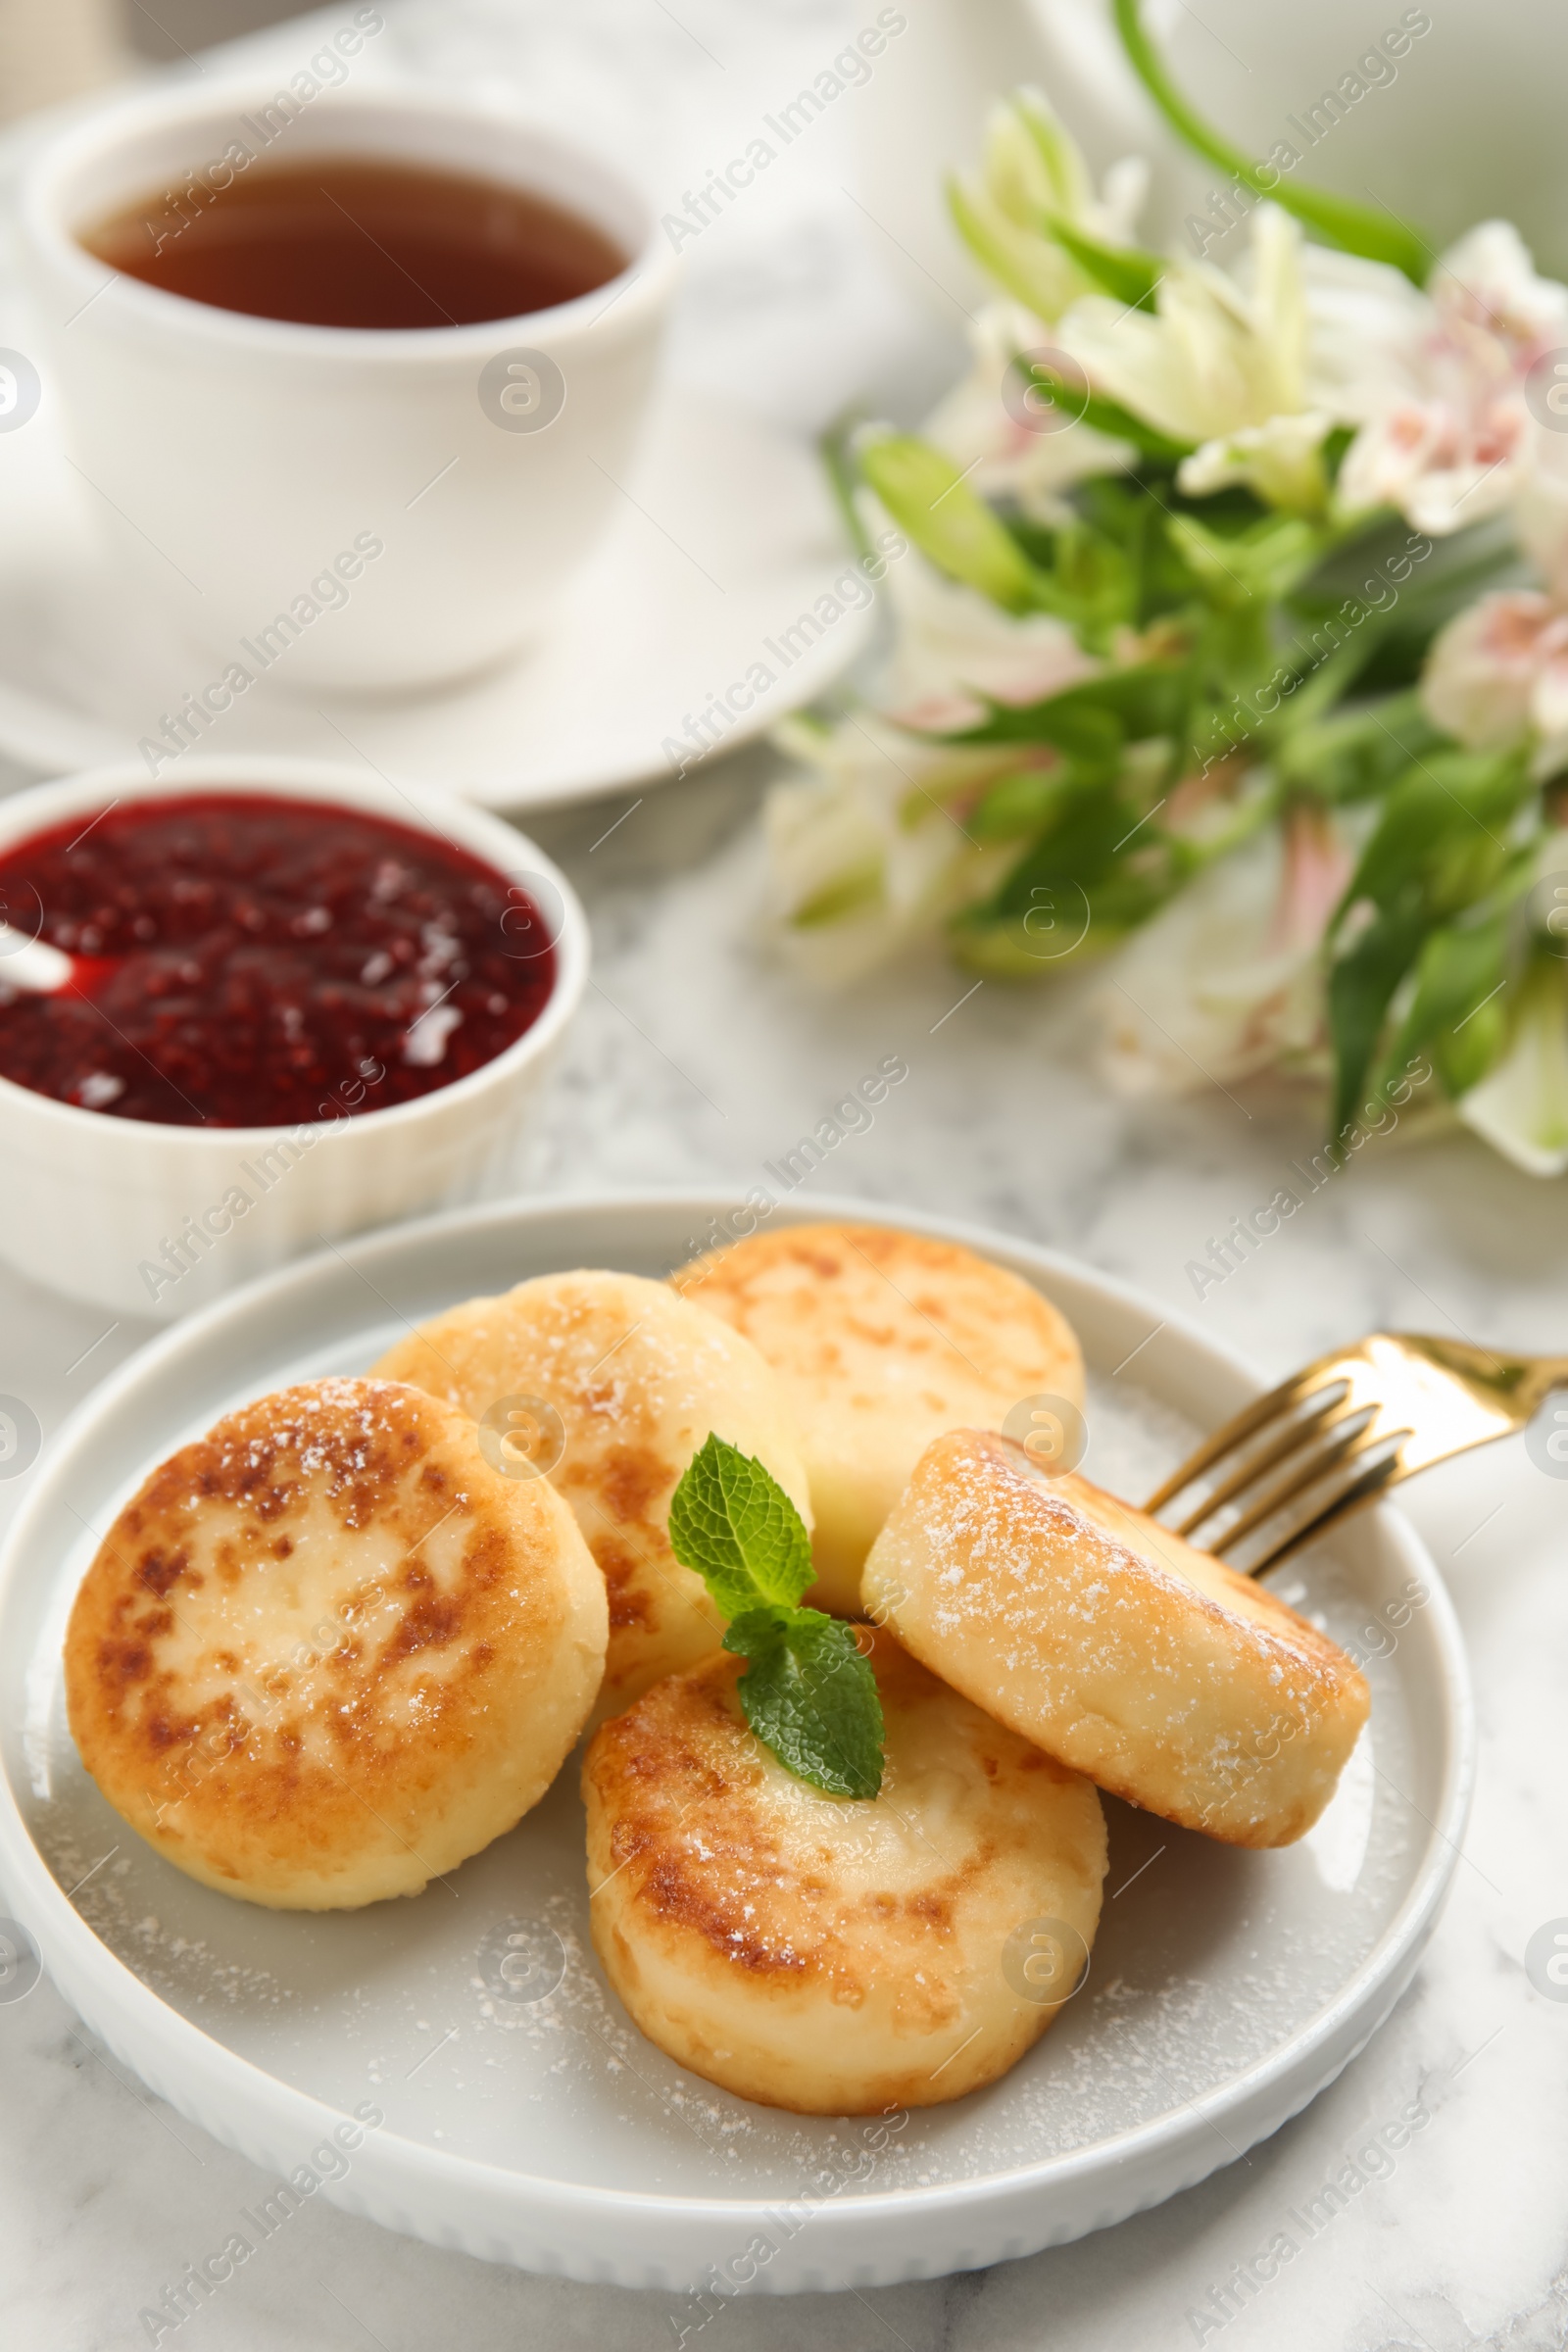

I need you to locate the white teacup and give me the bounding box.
[17,84,677,692]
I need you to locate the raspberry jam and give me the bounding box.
[0,794,557,1127]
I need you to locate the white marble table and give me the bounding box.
[3,4,1567,2347]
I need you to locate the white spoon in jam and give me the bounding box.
[0,921,74,992]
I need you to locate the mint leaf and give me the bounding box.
[723,1610,885,1800]
[666,1434,812,1617]
[666,1440,885,1798]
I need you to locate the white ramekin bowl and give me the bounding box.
[0,757,588,1319]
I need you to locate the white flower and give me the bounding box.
[924,301,1136,518]
[1178,412,1339,515]
[876,544,1098,729]
[1336,222,1568,535]
[1299,242,1434,420]
[1056,207,1337,514]
[1515,411,1568,600]
[1457,956,1568,1177]
[930,87,1149,516]
[762,545,1094,981]
[1421,397,1568,765]
[1421,591,1568,753]
[948,86,1148,326]
[764,716,1004,985]
[1095,802,1351,1096]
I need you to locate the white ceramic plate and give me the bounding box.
[0,1192,1473,2293]
[0,381,871,808]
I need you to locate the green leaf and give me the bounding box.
[1110,0,1433,283]
[858,434,1046,614]
[1379,912,1513,1101]
[667,1441,885,1798]
[1043,216,1165,311]
[1166,511,1323,607]
[723,1610,885,1800]
[943,662,1187,752]
[666,1434,812,1617]
[968,768,1076,841]
[1336,752,1531,923]
[952,758,1195,968]
[1271,692,1447,804]
[1327,903,1431,1139]
[1324,750,1536,1142]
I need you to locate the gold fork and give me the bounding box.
[1145,1334,1568,1576]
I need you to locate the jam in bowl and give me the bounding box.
[0,761,587,1320]
[0,792,560,1127]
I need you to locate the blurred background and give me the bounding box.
[13,0,1568,281]
[0,0,294,118]
[0,0,272,121]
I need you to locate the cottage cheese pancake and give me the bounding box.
[64,1377,607,1908]
[674,1223,1085,1613]
[862,1431,1370,1847]
[372,1270,811,1718]
[583,1630,1107,2114]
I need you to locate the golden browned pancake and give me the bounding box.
[672,1222,1085,1612]
[370,1270,811,1719]
[64,1378,607,1908]
[582,1631,1107,2113]
[862,1431,1370,1847]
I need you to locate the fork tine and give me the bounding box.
[1169,1383,1357,1538]
[1239,1451,1407,1577]
[1143,1360,1347,1513]
[1143,1328,1567,1580]
[1196,1417,1409,1560]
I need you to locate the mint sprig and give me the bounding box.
[668,1436,884,1800]
[666,1431,813,1615]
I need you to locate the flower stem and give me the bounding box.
[1110,0,1433,284]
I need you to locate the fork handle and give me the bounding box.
[1419,1336,1568,1420]
[1517,1359,1568,1414]
[1427,1346,1568,1419]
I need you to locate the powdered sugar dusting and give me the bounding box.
[18,1349,1425,2201]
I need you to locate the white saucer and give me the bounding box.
[0,1192,1473,2293]
[0,383,871,808]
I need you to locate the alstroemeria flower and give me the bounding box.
[1420,404,1568,765]
[930,89,1150,516]
[924,301,1138,517]
[1514,410,1568,600]
[876,545,1099,730]
[1096,801,1352,1096]
[1178,411,1341,515]
[1055,207,1336,514]
[764,551,1090,981]
[1336,222,1568,534]
[948,86,1149,326]
[1421,591,1568,754]
[764,717,1012,985]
